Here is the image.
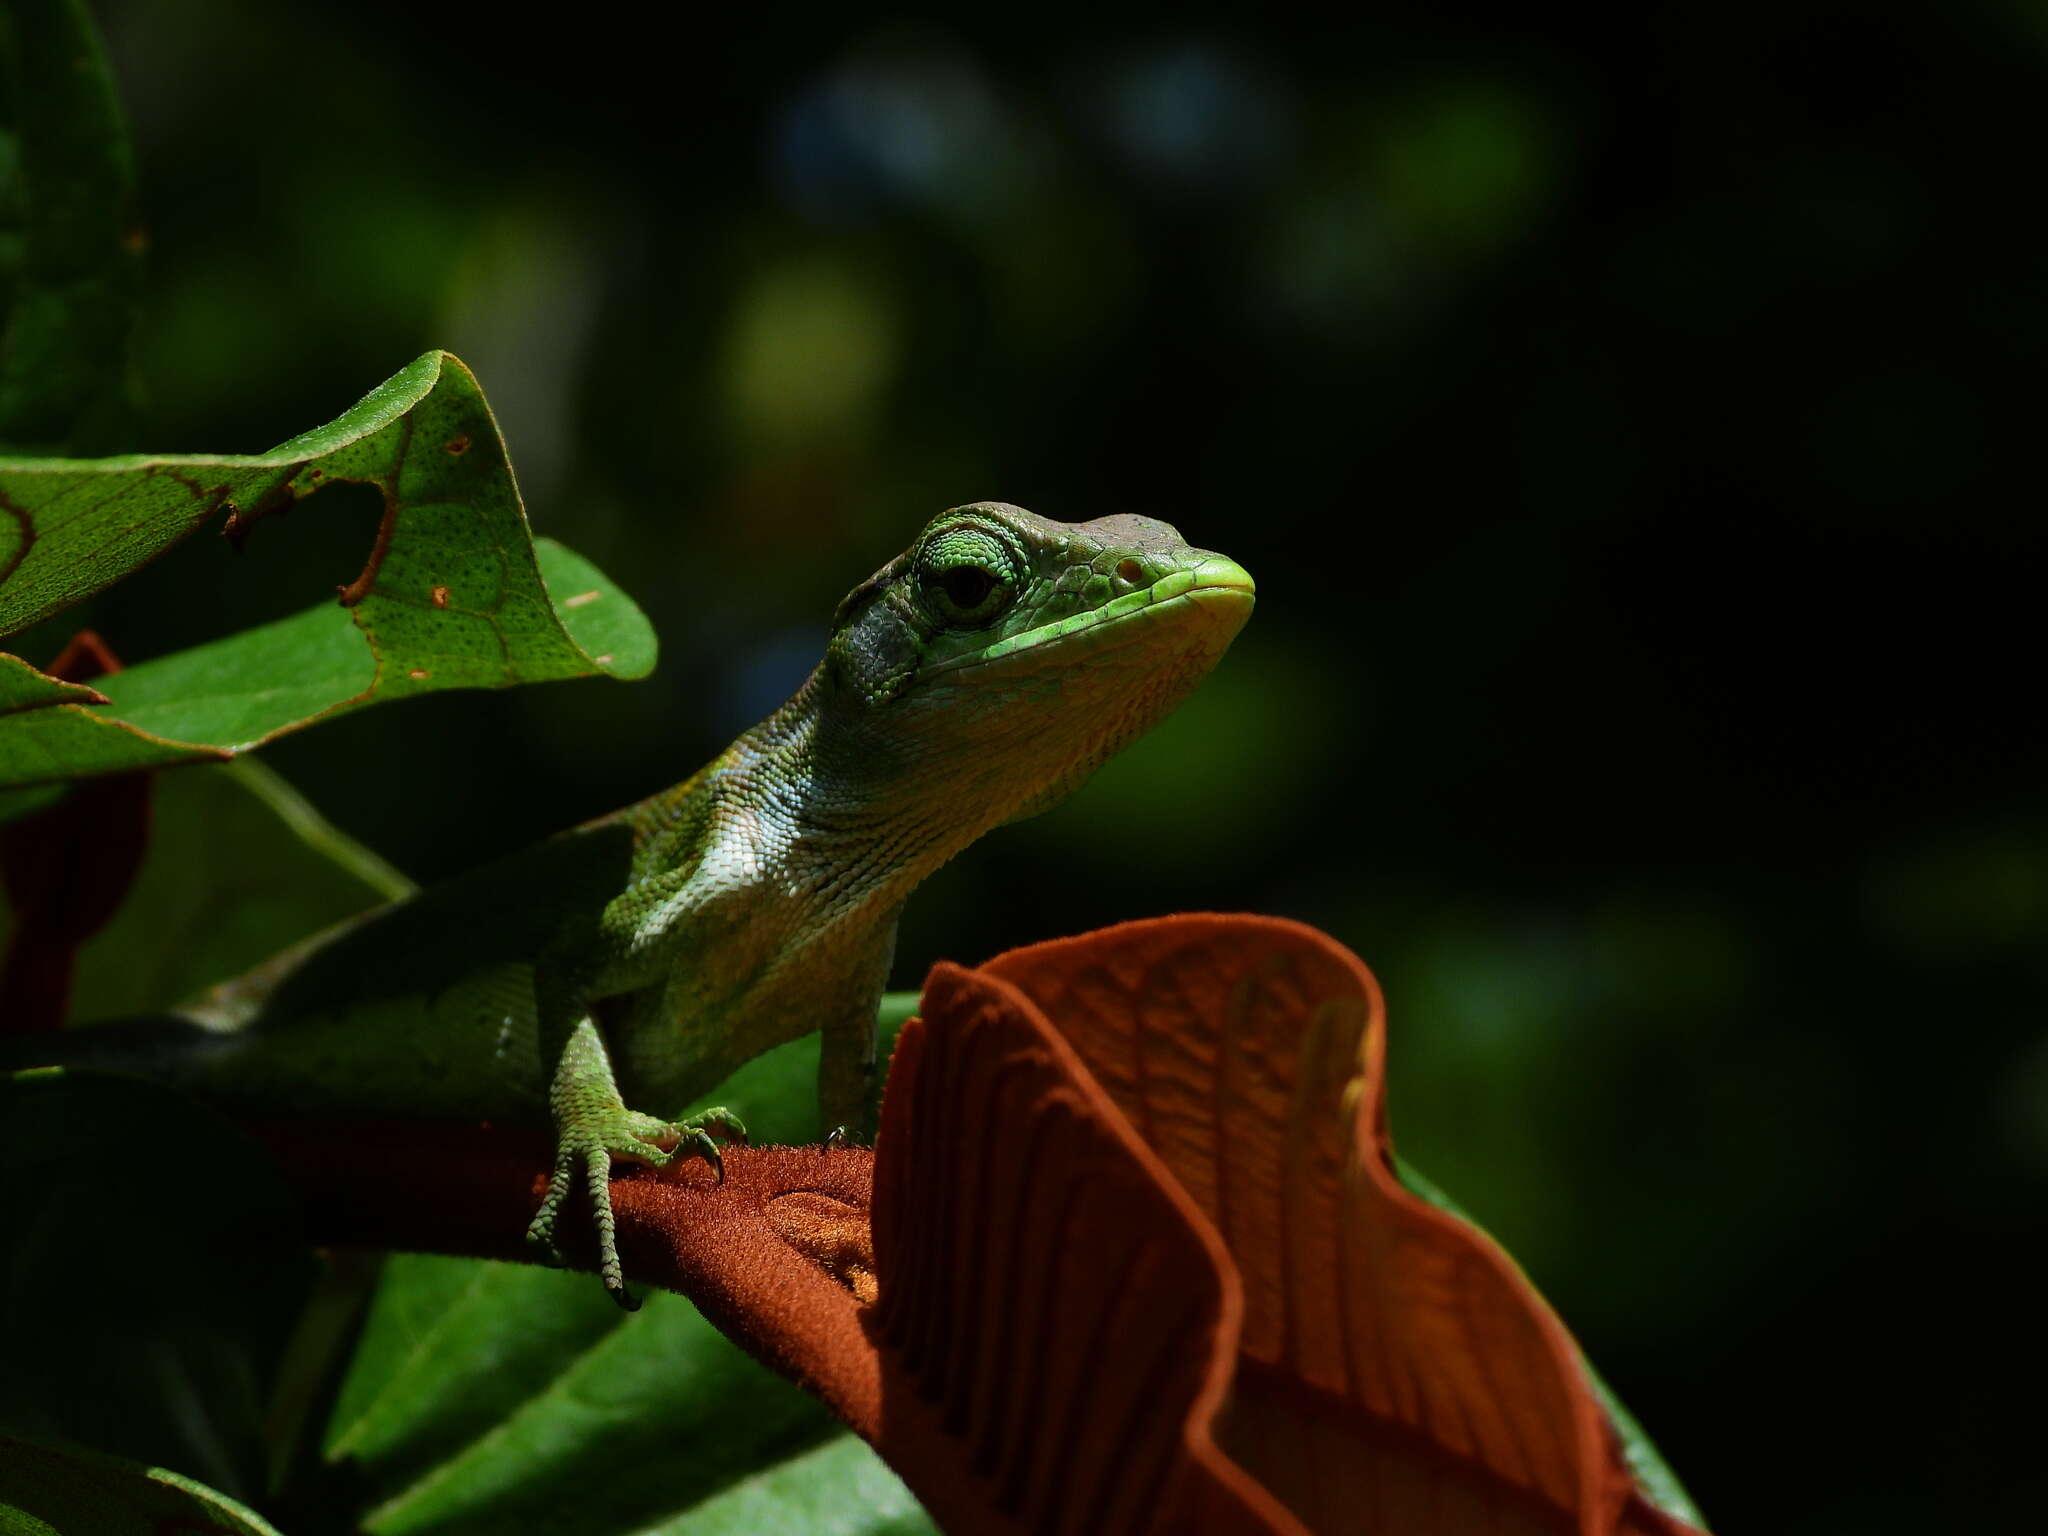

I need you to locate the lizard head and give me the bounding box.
[819,501,1254,827]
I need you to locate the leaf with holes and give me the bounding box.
[0,351,654,791]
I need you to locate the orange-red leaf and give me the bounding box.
[868,962,1296,1535]
[978,914,1704,1536]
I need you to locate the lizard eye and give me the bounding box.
[941,564,995,610]
[918,526,1018,626]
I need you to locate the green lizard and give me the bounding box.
[24,502,1252,1306]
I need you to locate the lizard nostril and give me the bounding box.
[1115,558,1145,586]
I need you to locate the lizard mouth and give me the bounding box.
[926,555,1255,679]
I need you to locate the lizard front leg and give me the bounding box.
[525,1010,745,1309]
[818,986,888,1145]
[816,915,900,1143]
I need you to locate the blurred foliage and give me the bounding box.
[2,1067,314,1505]
[49,759,407,1021]
[1,0,2037,1529]
[0,0,140,453]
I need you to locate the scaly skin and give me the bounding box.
[54,503,1255,1305]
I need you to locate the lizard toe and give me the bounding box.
[691,1106,748,1147]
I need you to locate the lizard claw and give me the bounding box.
[607,1280,642,1313]
[526,1145,579,1265]
[679,1126,725,1186]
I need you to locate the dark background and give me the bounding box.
[66,1,2048,1527]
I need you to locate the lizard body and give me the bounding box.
[29,502,1253,1303]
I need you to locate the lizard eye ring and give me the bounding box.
[917,525,1019,627]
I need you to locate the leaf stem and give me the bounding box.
[222,757,414,901]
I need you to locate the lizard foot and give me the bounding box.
[688,1104,749,1149]
[524,1105,740,1311]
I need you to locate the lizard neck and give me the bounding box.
[741,665,995,908]
[618,667,937,921]
[629,661,1017,924]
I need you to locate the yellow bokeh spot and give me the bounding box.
[722,259,900,447]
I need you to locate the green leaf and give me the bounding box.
[538,538,659,681]
[323,1259,927,1536]
[0,351,656,789]
[0,0,142,455]
[0,1434,284,1536]
[0,780,54,822]
[0,757,409,1023]
[650,1434,936,1535]
[0,653,100,716]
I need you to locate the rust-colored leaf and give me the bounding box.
[867,965,1296,1535]
[978,914,1703,1536]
